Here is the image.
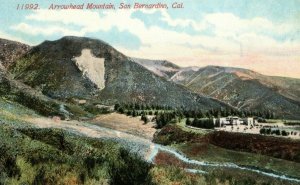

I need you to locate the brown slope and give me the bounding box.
[171,66,300,119]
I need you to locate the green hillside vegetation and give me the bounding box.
[0,125,152,185]
[0,67,91,120]
[0,99,297,185]
[1,123,298,185]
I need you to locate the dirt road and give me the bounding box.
[21,116,300,183]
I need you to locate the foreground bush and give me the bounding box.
[0,125,152,185]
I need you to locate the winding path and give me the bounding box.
[24,116,300,183]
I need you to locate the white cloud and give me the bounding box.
[11,10,103,36]
[159,10,206,31]
[12,9,236,53]
[91,10,239,55]
[26,10,102,33]
[0,30,31,45]
[203,13,295,37]
[11,23,83,36]
[8,9,300,77]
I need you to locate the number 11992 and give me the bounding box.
[17,4,39,10]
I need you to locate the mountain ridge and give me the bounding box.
[1,36,299,119]
[8,36,226,110]
[170,65,300,119]
[131,58,299,119]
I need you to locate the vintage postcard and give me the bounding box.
[0,0,299,184]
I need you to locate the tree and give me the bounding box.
[206,111,211,118]
[129,103,134,109]
[114,103,120,111]
[186,118,191,125]
[204,119,214,129]
[192,117,199,127]
[272,129,280,135]
[276,129,280,135]
[134,103,139,110]
[126,110,132,116]
[141,114,149,124]
[118,107,125,114]
[281,130,288,136]
[217,109,221,118]
[260,128,266,134]
[197,110,204,118]
[132,110,137,117]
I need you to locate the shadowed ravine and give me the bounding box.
[26,117,300,183]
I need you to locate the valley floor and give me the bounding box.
[90,112,156,140]
[1,99,300,184]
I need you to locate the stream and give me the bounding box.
[29,118,300,183]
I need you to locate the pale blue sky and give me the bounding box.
[0,0,299,77]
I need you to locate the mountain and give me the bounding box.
[135,60,300,119]
[6,36,298,118]
[170,66,300,119]
[8,36,225,110]
[0,38,91,119]
[131,58,180,79]
[257,76,300,102]
[0,38,30,69]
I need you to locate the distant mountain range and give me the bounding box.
[1,36,299,119]
[131,59,300,119]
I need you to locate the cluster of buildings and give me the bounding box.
[213,116,257,127]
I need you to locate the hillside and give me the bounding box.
[170,66,300,119]
[131,58,180,79]
[0,38,91,119]
[261,76,300,102]
[8,36,225,110]
[0,38,30,69]
[0,124,152,185]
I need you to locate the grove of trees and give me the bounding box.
[114,102,278,130]
[186,118,214,129]
[259,128,293,136]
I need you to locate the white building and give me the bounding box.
[213,117,255,127]
[243,117,255,127]
[231,116,243,125]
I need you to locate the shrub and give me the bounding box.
[186,118,192,125]
[0,126,153,185]
[281,130,289,136]
[260,128,266,134]
[109,148,152,185]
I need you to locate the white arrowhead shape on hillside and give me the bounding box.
[74,49,105,90]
